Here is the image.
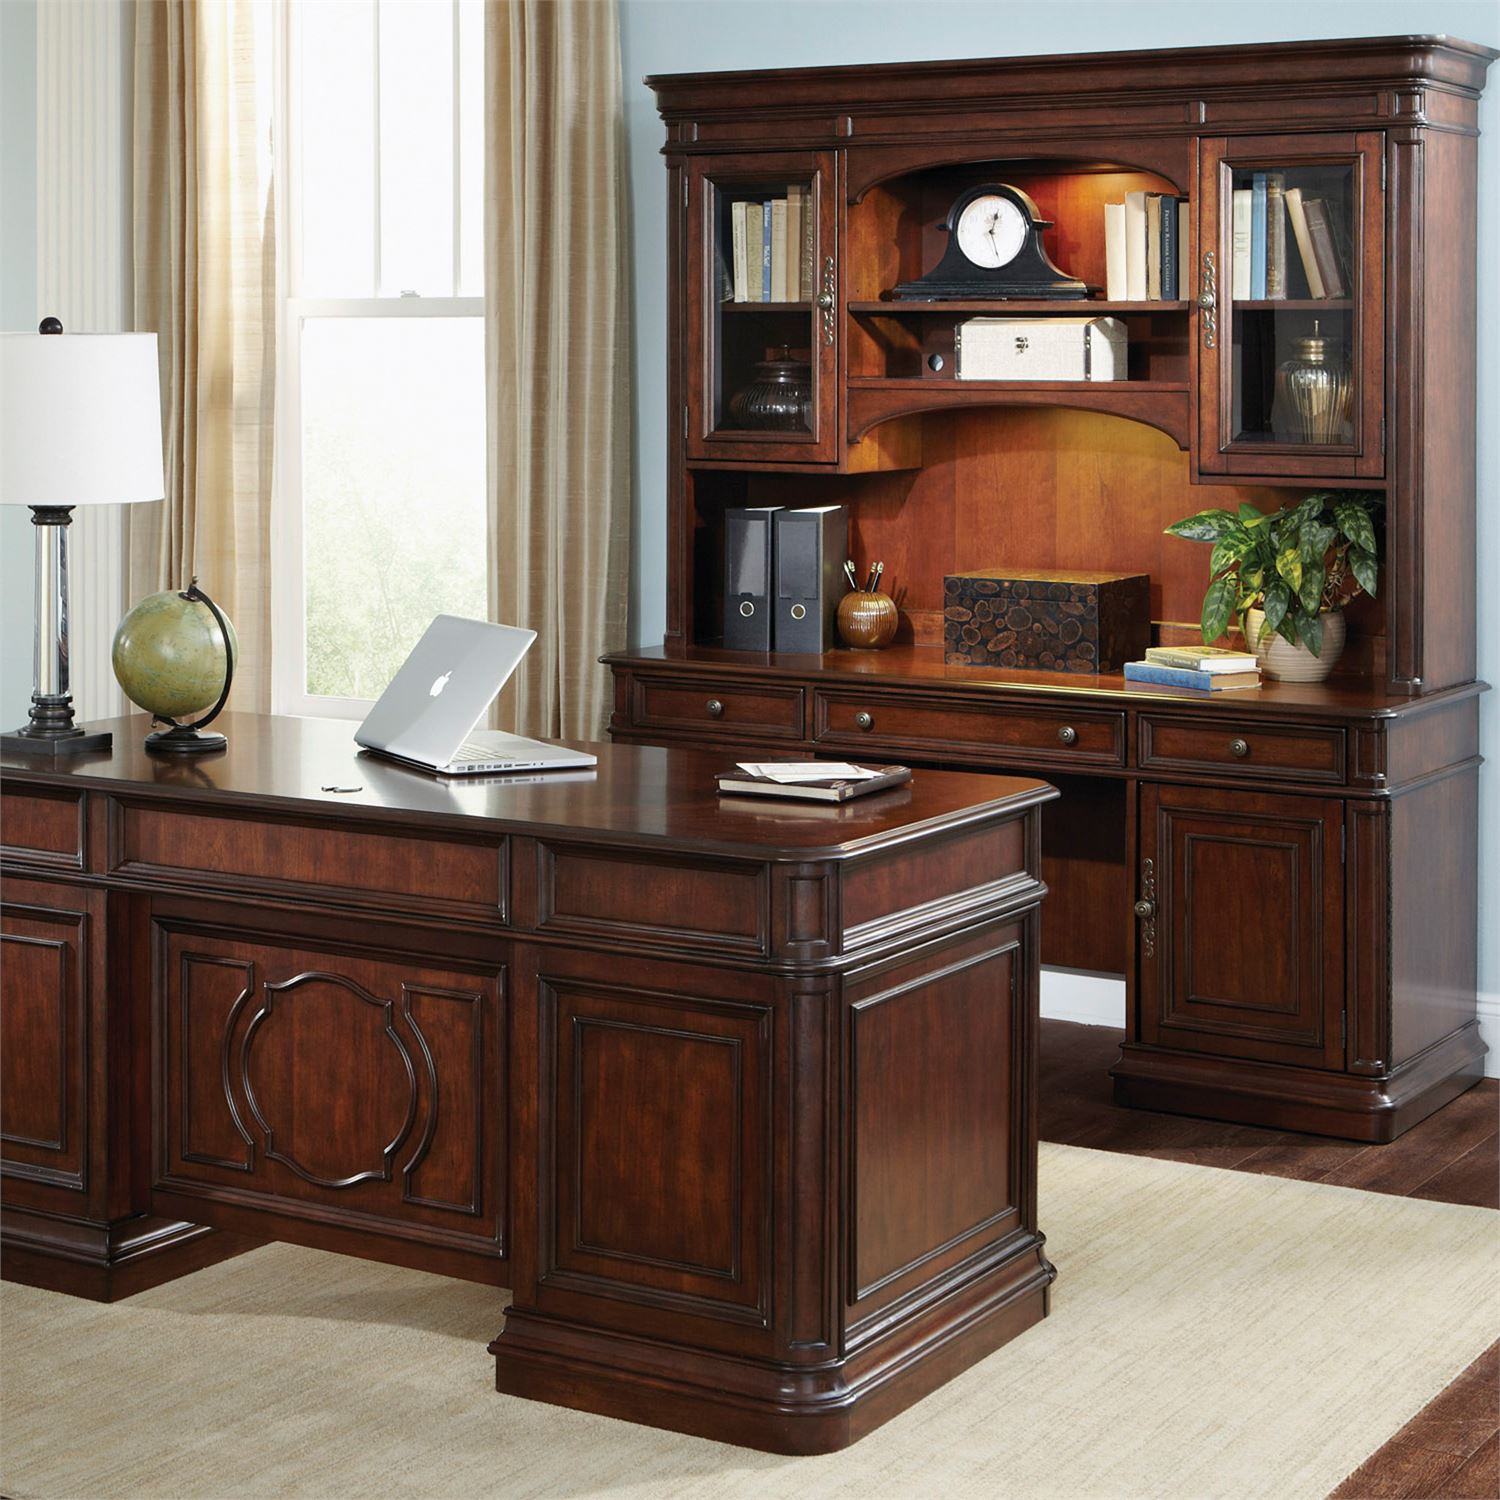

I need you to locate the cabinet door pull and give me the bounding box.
[1133,899,1155,919]
[1137,857,1157,959]
[706,699,724,718]
[1057,725,1078,745]
[819,256,836,346]
[1199,249,1217,349]
[1229,737,1249,758]
[854,711,873,731]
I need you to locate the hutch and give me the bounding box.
[607,34,1496,1140]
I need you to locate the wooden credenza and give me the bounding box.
[608,34,1494,1140]
[1,714,1054,1453]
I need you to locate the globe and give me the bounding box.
[112,589,238,720]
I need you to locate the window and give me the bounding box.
[273,0,486,717]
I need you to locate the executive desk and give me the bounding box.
[0,713,1055,1453]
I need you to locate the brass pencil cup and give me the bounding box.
[837,590,899,649]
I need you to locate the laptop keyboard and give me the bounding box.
[448,743,519,766]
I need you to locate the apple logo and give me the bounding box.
[429,671,452,698]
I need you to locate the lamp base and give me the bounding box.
[1,725,113,756]
[144,724,227,755]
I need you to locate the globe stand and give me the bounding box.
[141,582,234,756]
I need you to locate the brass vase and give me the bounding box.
[837,591,899,649]
[1273,321,1353,445]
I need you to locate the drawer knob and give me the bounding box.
[706,699,724,718]
[1057,725,1078,746]
[1133,899,1155,920]
[1229,737,1250,759]
[854,711,874,731]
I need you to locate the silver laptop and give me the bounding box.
[354,616,597,776]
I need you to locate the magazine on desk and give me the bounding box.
[716,762,912,803]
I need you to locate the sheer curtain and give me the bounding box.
[485,0,631,739]
[130,0,275,711]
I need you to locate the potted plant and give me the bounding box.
[1165,491,1382,683]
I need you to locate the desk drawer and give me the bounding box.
[1138,716,1346,784]
[1,787,86,871]
[814,692,1125,768]
[631,677,804,739]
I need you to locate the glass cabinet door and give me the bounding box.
[1196,133,1384,478]
[685,152,838,465]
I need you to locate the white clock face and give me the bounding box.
[955,194,1028,270]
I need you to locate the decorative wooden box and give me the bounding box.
[943,569,1150,672]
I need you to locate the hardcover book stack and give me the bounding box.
[1103,192,1189,301]
[729,189,817,304]
[1230,173,1351,300]
[1123,645,1262,692]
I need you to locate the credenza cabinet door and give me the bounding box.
[684,151,839,465]
[1137,784,1345,1069]
[1195,132,1385,479]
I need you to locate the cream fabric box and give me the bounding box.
[955,316,1127,382]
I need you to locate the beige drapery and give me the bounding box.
[130,0,275,712]
[485,0,631,739]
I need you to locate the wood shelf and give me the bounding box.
[718,300,812,314]
[1233,298,1353,311]
[849,299,1191,315]
[846,376,1191,447]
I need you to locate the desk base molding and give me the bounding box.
[1111,1023,1487,1143]
[0,1206,258,1302]
[490,1237,1054,1454]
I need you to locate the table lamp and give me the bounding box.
[1,319,165,756]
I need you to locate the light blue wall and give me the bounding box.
[618,0,1500,1006]
[0,0,37,727]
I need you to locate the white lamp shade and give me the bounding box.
[0,331,166,507]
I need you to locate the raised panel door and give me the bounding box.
[1138,784,1345,1068]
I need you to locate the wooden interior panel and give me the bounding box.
[849,942,1016,1303]
[1,916,74,1159]
[117,804,505,919]
[1,788,85,869]
[539,844,768,956]
[545,979,770,1315]
[1040,774,1128,973]
[158,925,504,1253]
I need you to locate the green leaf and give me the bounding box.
[1261,578,1291,633]
[1166,510,1239,543]
[1238,502,1270,527]
[1200,575,1238,645]
[1300,522,1336,564]
[1275,547,1303,593]
[1295,491,1330,524]
[1300,610,1324,658]
[1334,499,1377,555]
[1349,546,1379,598]
[1299,561,1325,617]
[1209,536,1247,577]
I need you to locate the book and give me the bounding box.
[744,201,763,301]
[785,187,804,300]
[1145,645,1259,673]
[1231,188,1252,300]
[731,201,750,302]
[1177,198,1190,304]
[770,197,788,301]
[1159,195,1178,301]
[1124,190,1148,301]
[1284,187,1326,297]
[716,762,912,802]
[760,198,773,302]
[1250,172,1267,299]
[1124,660,1262,692]
[1145,191,1163,300]
[801,189,816,306]
[1104,201,1127,301]
[1303,198,1348,297]
[1265,173,1286,299]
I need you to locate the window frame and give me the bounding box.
[271,0,485,720]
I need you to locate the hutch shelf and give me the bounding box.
[607,35,1496,1141]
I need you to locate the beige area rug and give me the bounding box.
[2,1143,1497,1500]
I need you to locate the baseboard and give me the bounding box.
[1043,971,1499,1081]
[1040,968,1125,1030]
[1478,992,1500,1079]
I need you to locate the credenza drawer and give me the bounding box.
[1138,716,1346,784]
[109,801,507,921]
[631,677,804,739]
[814,693,1126,768]
[1,787,86,871]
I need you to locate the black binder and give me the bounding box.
[723,506,780,651]
[773,506,847,654]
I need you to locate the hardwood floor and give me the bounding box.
[1040,1020,1499,1499]
[1040,1020,1498,1208]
